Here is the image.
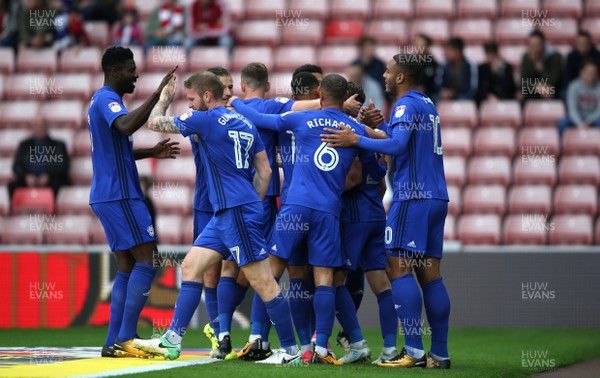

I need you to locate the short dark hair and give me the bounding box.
[293,64,323,77]
[529,29,546,41]
[241,62,269,90]
[417,33,433,47]
[577,30,593,40]
[446,37,464,51]
[102,46,134,73]
[358,36,376,48]
[392,54,422,85]
[346,81,365,105]
[320,74,347,101]
[207,66,231,77]
[581,58,599,72]
[291,72,320,97]
[183,71,224,100]
[484,42,498,55]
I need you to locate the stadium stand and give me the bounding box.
[508,185,553,215]
[473,128,516,157]
[46,215,92,245]
[11,188,55,215]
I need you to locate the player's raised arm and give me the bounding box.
[229,97,282,131]
[321,122,409,156]
[289,93,362,114]
[252,150,272,201]
[113,66,178,136]
[148,76,180,134]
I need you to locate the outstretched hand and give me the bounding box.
[342,93,361,117]
[320,123,359,148]
[156,65,178,95]
[159,76,177,105]
[153,138,180,159]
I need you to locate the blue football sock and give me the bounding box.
[105,271,129,347]
[118,263,156,342]
[335,285,363,343]
[203,286,219,334]
[376,289,398,348]
[423,277,450,358]
[164,281,203,344]
[250,292,269,340]
[288,278,313,346]
[314,286,335,350]
[264,291,296,349]
[217,277,248,334]
[345,269,365,311]
[391,273,424,355]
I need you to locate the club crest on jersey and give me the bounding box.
[179,111,193,121]
[395,105,406,118]
[147,225,155,237]
[108,102,122,113]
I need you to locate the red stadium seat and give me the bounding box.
[135,158,154,178]
[0,74,4,100]
[268,72,294,98]
[84,21,110,47]
[331,0,370,18]
[59,47,102,73]
[518,128,560,157]
[410,19,450,44]
[562,128,600,155]
[0,48,14,74]
[288,0,330,19]
[70,157,93,185]
[415,0,454,18]
[145,46,187,72]
[0,186,8,216]
[513,156,557,185]
[375,45,401,62]
[0,129,29,157]
[443,156,467,187]
[452,19,493,44]
[500,0,541,16]
[508,185,553,214]
[495,18,534,44]
[442,127,472,157]
[53,73,92,99]
[232,47,273,72]
[156,157,196,187]
[550,214,593,245]
[1,215,44,244]
[0,101,40,128]
[281,21,324,45]
[554,185,598,215]
[56,186,91,215]
[189,47,231,71]
[46,215,92,244]
[586,0,600,16]
[447,185,462,215]
[152,184,192,215]
[444,214,456,240]
[0,158,13,185]
[74,130,92,156]
[155,215,183,244]
[6,73,47,100]
[317,45,358,71]
[499,44,527,73]
[89,217,106,244]
[558,156,600,185]
[222,0,244,20]
[236,20,280,46]
[48,129,75,156]
[131,72,170,100]
[12,187,55,215]
[544,0,583,18]
[325,20,364,44]
[523,100,566,127]
[543,18,578,44]
[597,216,600,244]
[132,128,162,150]
[438,101,478,128]
[274,46,317,72]
[372,0,413,18]
[463,185,506,214]
[479,100,522,128]
[457,214,501,245]
[181,215,195,245]
[17,48,57,73]
[468,156,511,185]
[244,0,285,18]
[367,20,408,45]
[473,127,516,157]
[41,101,85,129]
[582,18,600,43]
[457,0,498,18]
[503,214,548,245]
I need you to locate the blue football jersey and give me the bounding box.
[190,135,212,212]
[88,86,143,204]
[242,97,295,197]
[174,107,265,212]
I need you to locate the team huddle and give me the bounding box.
[88,46,451,368]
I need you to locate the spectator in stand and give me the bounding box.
[144,0,185,49]
[476,42,516,105]
[345,63,385,110]
[185,0,232,51]
[438,37,478,100]
[414,33,439,100]
[113,6,143,46]
[52,0,89,52]
[8,115,70,198]
[520,30,562,100]
[351,36,387,95]
[565,30,600,87]
[78,0,119,24]
[0,0,22,49]
[19,0,54,49]
[557,60,600,136]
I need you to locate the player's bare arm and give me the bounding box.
[344,157,362,191]
[113,66,177,136]
[321,122,387,148]
[252,150,272,201]
[148,77,179,134]
[133,138,181,160]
